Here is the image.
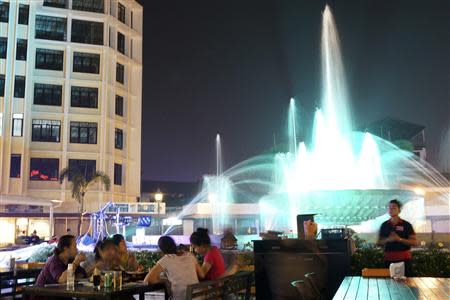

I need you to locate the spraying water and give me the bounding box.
[165,5,449,236]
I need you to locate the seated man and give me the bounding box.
[36,235,86,286]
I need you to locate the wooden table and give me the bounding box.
[22,282,167,300]
[333,276,449,300]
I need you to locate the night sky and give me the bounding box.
[137,0,450,182]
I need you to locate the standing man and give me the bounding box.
[378,199,417,276]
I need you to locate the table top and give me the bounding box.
[22,282,165,299]
[0,267,42,276]
[333,276,449,300]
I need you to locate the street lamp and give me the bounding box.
[154,192,163,202]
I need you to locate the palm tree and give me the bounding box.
[59,168,111,236]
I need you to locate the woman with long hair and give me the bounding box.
[111,234,142,271]
[35,235,87,286]
[84,239,120,275]
[145,236,204,300]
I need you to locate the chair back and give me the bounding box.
[291,279,306,300]
[185,271,253,300]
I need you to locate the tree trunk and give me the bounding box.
[78,195,84,236]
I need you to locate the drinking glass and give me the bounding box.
[93,274,101,290]
[113,271,122,290]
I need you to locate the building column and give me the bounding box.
[49,205,54,237]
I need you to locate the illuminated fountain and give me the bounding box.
[164,5,448,239]
[203,134,234,235]
[164,134,235,236]
[219,5,448,234]
[255,6,447,232]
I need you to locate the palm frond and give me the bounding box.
[88,171,111,191]
[59,168,71,183]
[60,168,111,205]
[71,174,87,202]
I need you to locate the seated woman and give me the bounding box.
[36,235,87,286]
[190,228,226,280]
[111,234,143,271]
[84,239,120,275]
[144,236,204,300]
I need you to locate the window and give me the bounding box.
[0,74,5,97]
[12,113,23,137]
[70,122,97,144]
[117,32,125,54]
[118,3,125,23]
[16,39,27,60]
[130,39,133,59]
[0,2,8,23]
[43,0,67,9]
[116,63,124,84]
[71,19,103,45]
[115,95,123,116]
[30,158,59,181]
[131,11,133,29]
[34,83,62,106]
[0,37,6,59]
[72,0,104,13]
[32,119,61,142]
[115,128,123,149]
[35,15,67,41]
[109,27,112,48]
[14,76,25,98]
[114,163,122,185]
[10,154,21,178]
[73,52,100,74]
[71,86,98,108]
[68,159,96,180]
[18,4,29,25]
[36,48,64,71]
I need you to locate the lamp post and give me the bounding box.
[154,192,163,202]
[154,190,164,234]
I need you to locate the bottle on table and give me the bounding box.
[93,267,101,290]
[66,263,75,291]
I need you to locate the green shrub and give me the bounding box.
[238,251,254,267]
[349,246,384,275]
[412,249,450,277]
[28,244,56,263]
[349,245,450,277]
[134,251,162,270]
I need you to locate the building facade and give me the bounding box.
[0,0,142,242]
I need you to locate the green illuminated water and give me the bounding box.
[165,5,449,236]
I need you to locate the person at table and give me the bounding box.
[16,230,28,244]
[29,230,41,245]
[83,239,120,275]
[190,228,226,280]
[36,235,87,286]
[111,234,143,271]
[145,236,204,300]
[378,199,418,276]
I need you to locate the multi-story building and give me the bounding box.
[0,0,142,243]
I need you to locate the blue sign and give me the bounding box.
[138,216,152,227]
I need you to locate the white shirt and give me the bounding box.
[157,253,199,300]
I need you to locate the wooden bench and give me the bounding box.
[185,271,253,300]
[0,268,41,299]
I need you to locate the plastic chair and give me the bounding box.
[304,272,322,300]
[290,279,306,300]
